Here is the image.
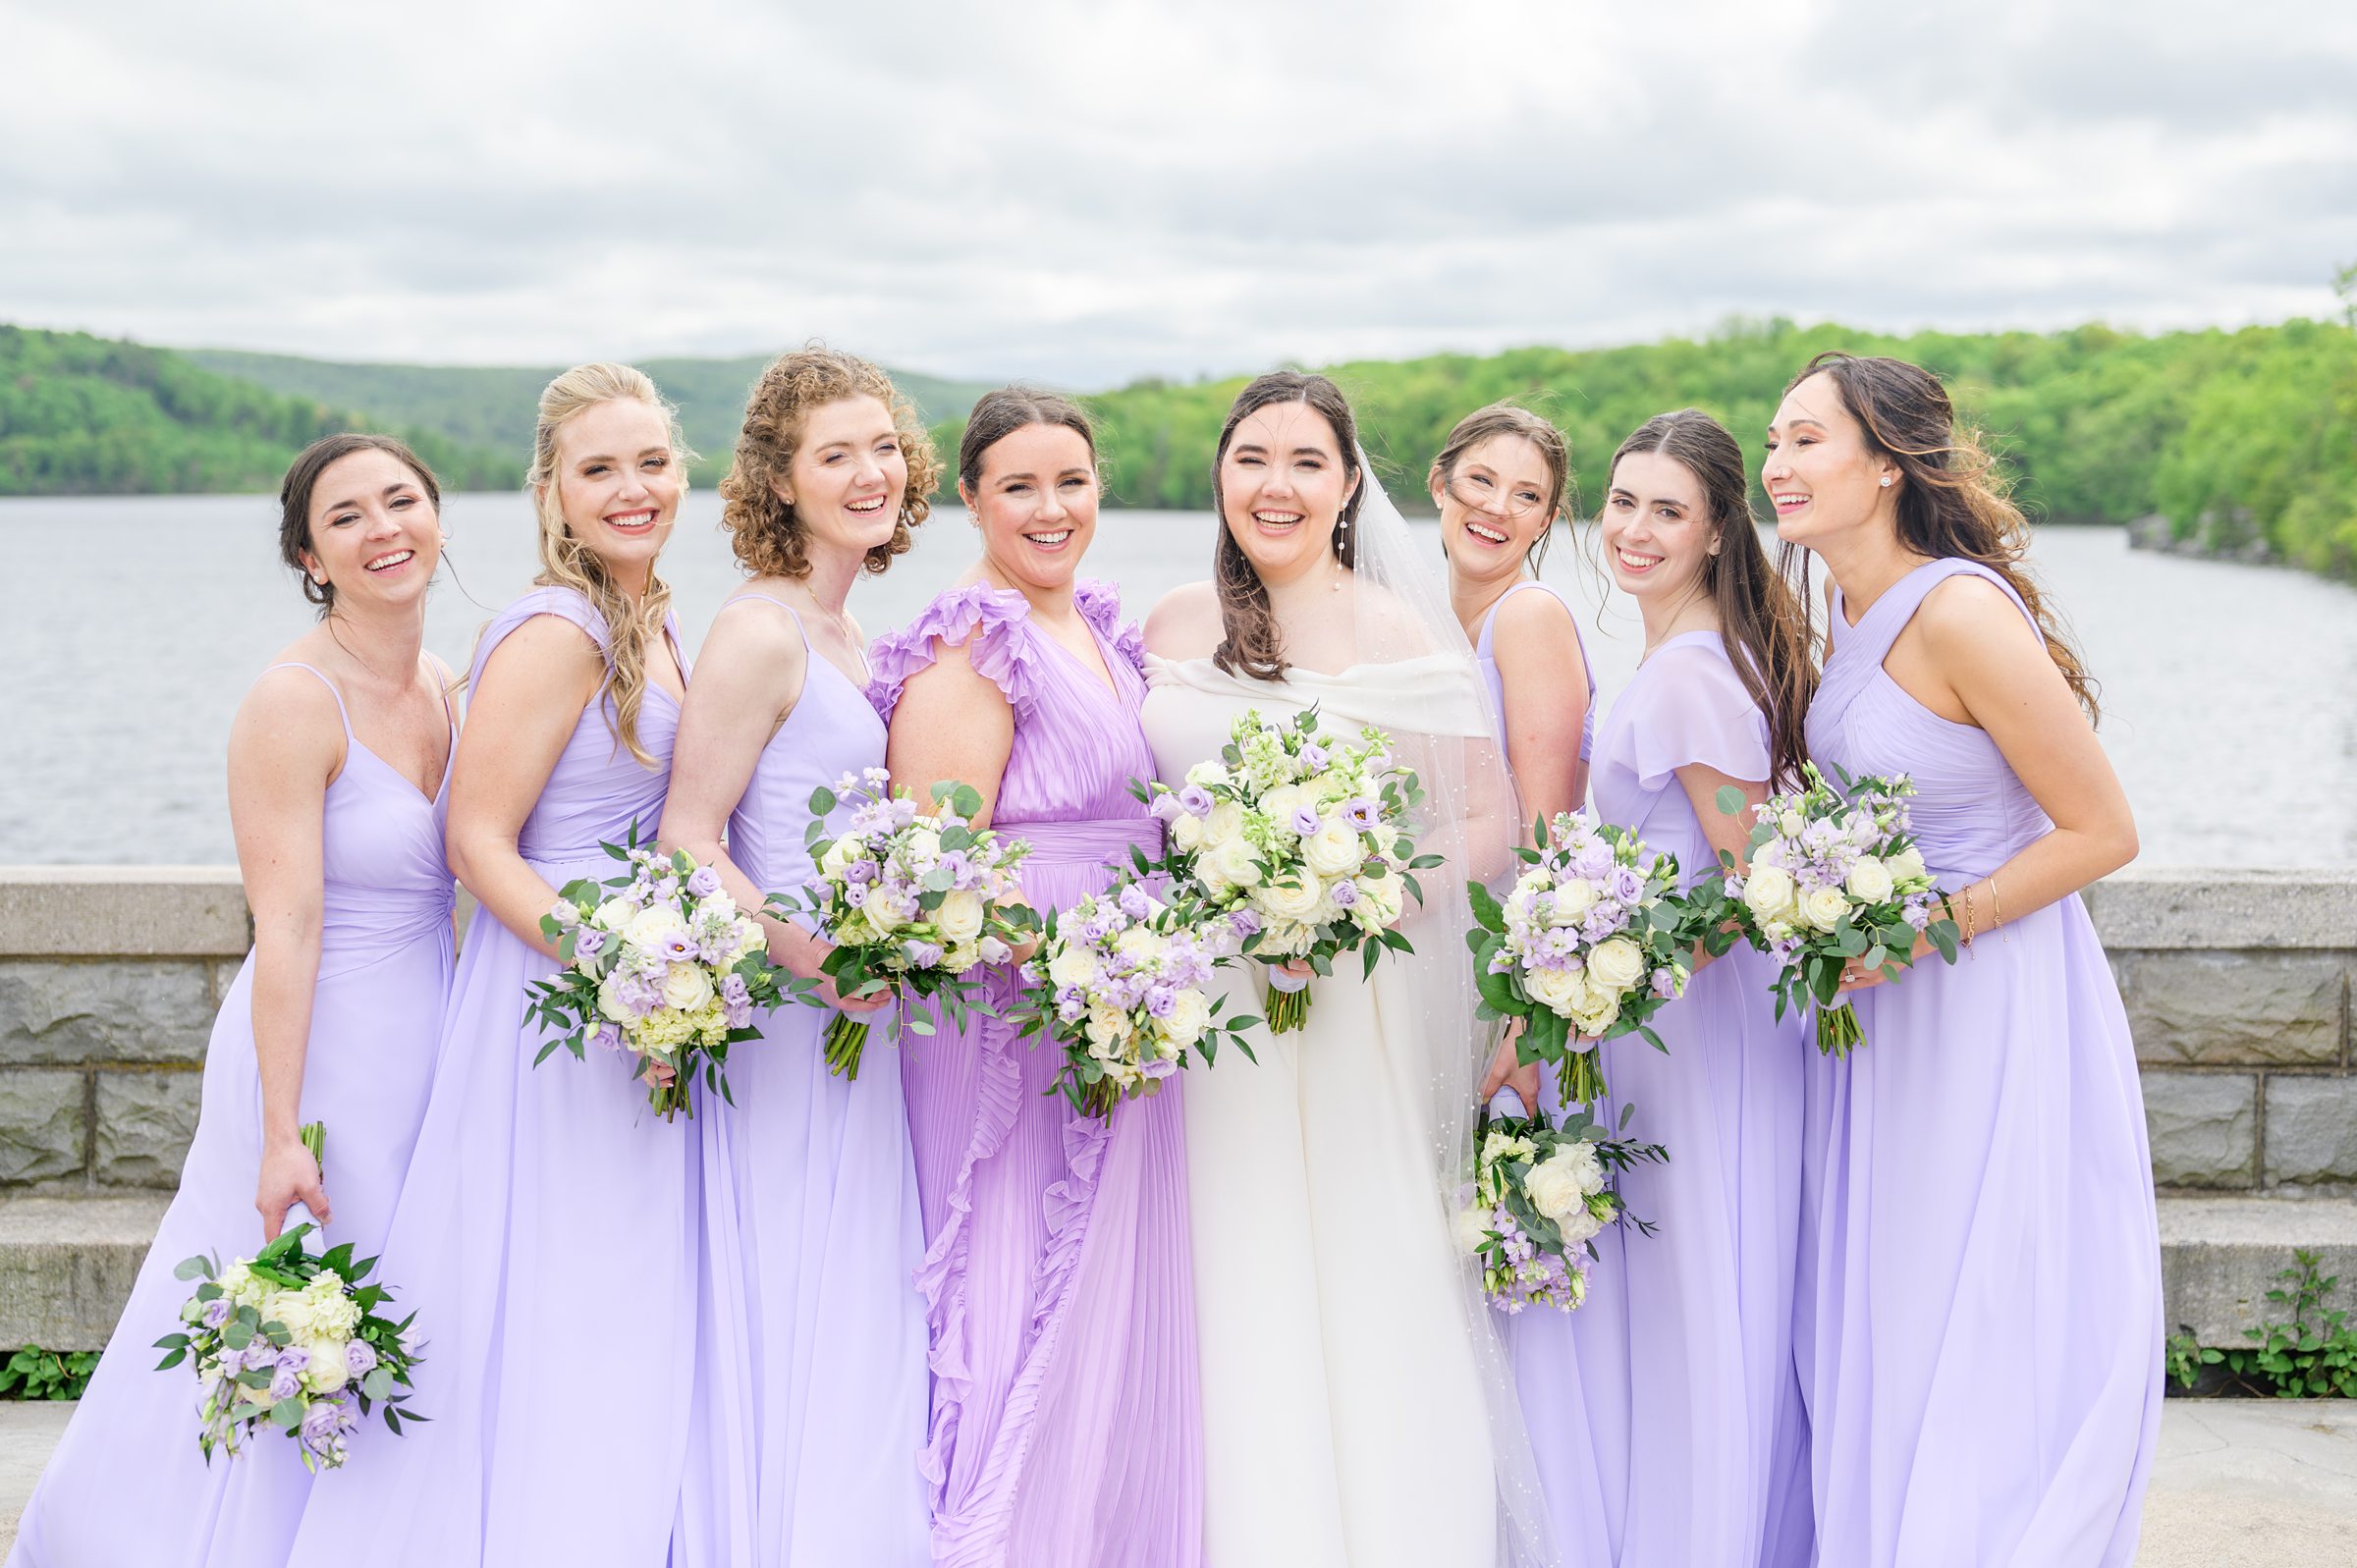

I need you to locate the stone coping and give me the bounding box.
[0,870,248,958]
[2,865,2347,960]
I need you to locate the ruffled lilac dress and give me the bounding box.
[692,592,930,1566]
[287,587,711,1567]
[1801,559,2162,1565]
[867,580,1202,1568]
[1507,632,1814,1568]
[8,664,455,1568]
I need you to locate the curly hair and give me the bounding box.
[719,347,941,580]
[1790,351,2099,722]
[525,361,690,769]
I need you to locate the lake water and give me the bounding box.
[5,493,2353,869]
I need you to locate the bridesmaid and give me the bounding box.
[290,363,704,1565]
[1770,352,2161,1565]
[1429,402,1594,1113]
[9,436,457,1568]
[1518,410,1819,1567]
[658,348,934,1566]
[867,388,1201,1567]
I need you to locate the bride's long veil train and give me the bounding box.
[1343,450,1556,1568]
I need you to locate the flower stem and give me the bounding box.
[1816,999,1864,1058]
[1562,1048,1609,1108]
[1266,982,1311,1035]
[824,1012,870,1079]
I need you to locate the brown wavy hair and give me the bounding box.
[719,347,939,581]
[959,386,1097,490]
[1790,351,2099,720]
[1609,409,1817,785]
[279,434,440,618]
[1210,371,1364,680]
[526,362,689,768]
[1430,402,1572,571]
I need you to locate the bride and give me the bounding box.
[1140,371,1553,1567]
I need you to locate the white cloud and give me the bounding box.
[4,0,2353,385]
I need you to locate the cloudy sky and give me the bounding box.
[8,0,2356,388]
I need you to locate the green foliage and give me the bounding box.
[2169,1249,2357,1398]
[1020,311,2356,582]
[0,1345,100,1401]
[0,325,514,494]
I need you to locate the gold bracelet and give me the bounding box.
[1987,877,2003,932]
[1959,885,1977,949]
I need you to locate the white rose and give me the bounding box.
[935,890,985,945]
[624,903,687,952]
[1084,1002,1128,1046]
[1046,946,1098,989]
[1261,784,1308,826]
[1171,813,1206,851]
[1741,865,1798,923]
[818,836,858,878]
[1452,1204,1495,1257]
[1302,818,1364,878]
[663,962,715,1012]
[596,973,632,1023]
[1588,936,1647,994]
[1888,844,1927,884]
[1525,963,1585,1016]
[903,827,942,865]
[1552,878,1597,919]
[1210,836,1262,889]
[1203,799,1246,847]
[1779,809,1806,838]
[864,887,916,934]
[1557,1201,1607,1250]
[1754,838,1788,871]
[1184,761,1231,789]
[1799,884,1853,933]
[301,1339,350,1395]
[591,897,634,933]
[1162,989,1212,1047]
[1844,858,1895,905]
[1572,995,1620,1037]
[1523,1143,1604,1223]
[1259,872,1325,922]
[1116,926,1169,964]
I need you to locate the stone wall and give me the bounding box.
[2,866,2352,1195]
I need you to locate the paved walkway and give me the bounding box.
[2,1398,2352,1560]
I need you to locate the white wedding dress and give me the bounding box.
[1143,650,1538,1568]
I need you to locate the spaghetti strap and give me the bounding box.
[261,661,352,734]
[717,589,871,689]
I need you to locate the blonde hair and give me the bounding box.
[719,347,940,580]
[526,361,692,766]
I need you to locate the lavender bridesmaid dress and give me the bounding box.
[1507,632,1814,1568]
[287,586,708,1567]
[8,665,455,1568]
[1801,559,2162,1565]
[692,593,930,1566]
[867,580,1202,1568]
[1473,579,1595,771]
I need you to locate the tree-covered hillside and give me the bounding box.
[0,328,513,495]
[190,348,994,485]
[1050,316,2357,579]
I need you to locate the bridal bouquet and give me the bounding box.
[1016,881,1260,1117]
[1712,765,1958,1057]
[526,827,800,1119]
[778,769,1038,1078]
[153,1123,423,1472]
[1452,1102,1668,1314]
[1467,811,1710,1107]
[1140,707,1439,1033]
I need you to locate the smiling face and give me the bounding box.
[543,398,681,586]
[965,422,1100,594]
[301,448,444,611]
[1433,432,1555,587]
[1763,370,1897,550]
[1601,449,1716,604]
[778,395,906,567]
[1217,400,1356,586]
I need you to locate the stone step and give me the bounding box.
[2160,1195,2357,1348]
[0,1195,172,1352]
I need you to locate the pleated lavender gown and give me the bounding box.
[1505,632,1814,1568]
[8,664,455,1568]
[692,592,930,1566]
[1800,558,2162,1566]
[286,586,710,1567]
[867,580,1202,1568]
